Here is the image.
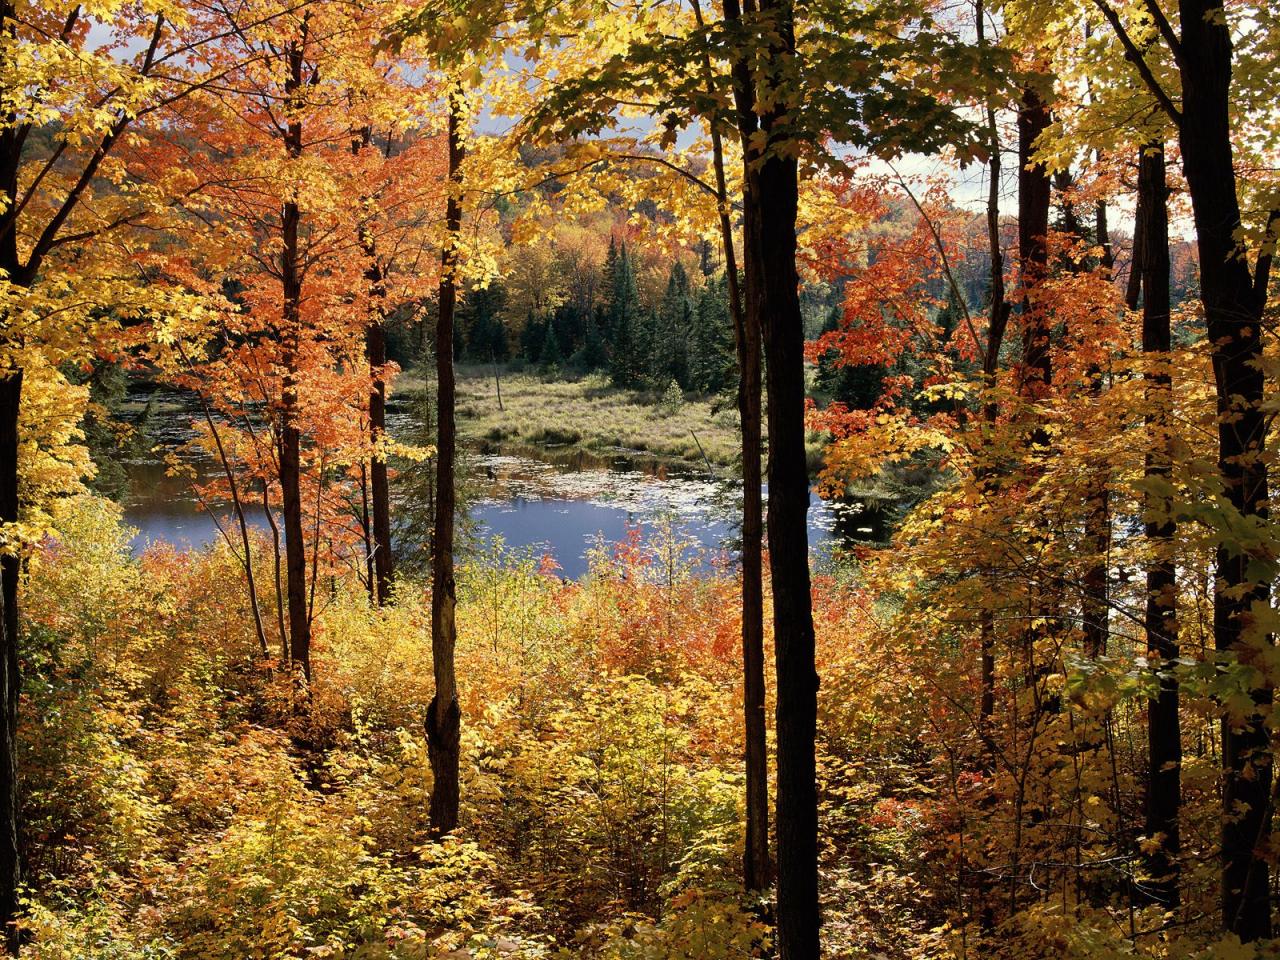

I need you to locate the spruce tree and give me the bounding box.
[655,262,692,387]
[538,322,563,368]
[577,313,608,370]
[519,311,545,363]
[688,275,734,394]
[605,242,644,387]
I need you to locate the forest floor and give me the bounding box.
[403,365,745,465]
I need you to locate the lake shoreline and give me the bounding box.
[396,364,828,475]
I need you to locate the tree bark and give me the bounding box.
[355,127,394,605]
[722,0,819,950]
[976,0,1007,742]
[279,39,310,681]
[366,305,394,604]
[1137,140,1181,910]
[1017,85,1052,397]
[0,369,20,955]
[426,91,464,836]
[1177,0,1272,937]
[692,0,768,892]
[0,6,24,942]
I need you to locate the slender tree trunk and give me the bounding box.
[366,313,394,604]
[723,0,819,950]
[360,463,376,602]
[189,365,269,658]
[426,90,464,836]
[354,127,395,605]
[279,41,310,681]
[1137,140,1181,909]
[0,9,25,938]
[1004,83,1054,921]
[976,0,1007,743]
[0,368,20,954]
[263,480,288,660]
[692,0,768,891]
[491,349,504,411]
[1177,0,1272,937]
[1017,86,1052,398]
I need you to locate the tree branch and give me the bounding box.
[1091,0,1181,126]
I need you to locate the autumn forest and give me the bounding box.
[3,0,1279,957]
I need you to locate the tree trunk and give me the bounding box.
[1177,0,1272,938]
[366,314,394,604]
[360,463,375,602]
[724,0,819,949]
[191,372,269,658]
[692,0,768,891]
[355,127,395,606]
[0,369,21,954]
[426,91,464,836]
[1017,85,1052,397]
[757,143,820,960]
[1138,140,1181,909]
[279,41,310,680]
[0,9,24,941]
[976,0,1008,743]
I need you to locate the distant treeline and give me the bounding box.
[442,239,738,394]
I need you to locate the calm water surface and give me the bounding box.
[120,388,876,579]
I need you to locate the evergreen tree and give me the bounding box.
[633,308,660,386]
[608,303,642,386]
[605,242,644,387]
[460,283,507,362]
[553,302,586,356]
[687,275,735,394]
[653,262,692,387]
[538,321,563,368]
[519,311,546,362]
[574,311,609,371]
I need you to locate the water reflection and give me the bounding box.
[119,386,880,579]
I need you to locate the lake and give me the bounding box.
[119,387,880,579]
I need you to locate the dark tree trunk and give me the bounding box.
[1137,140,1181,909]
[355,127,394,606]
[1177,0,1272,938]
[693,0,768,891]
[729,171,769,899]
[279,41,310,681]
[426,93,464,836]
[724,0,819,950]
[192,378,269,658]
[360,464,375,602]
[1017,85,1052,396]
[976,3,1007,738]
[0,369,20,954]
[263,480,289,660]
[757,143,820,960]
[366,311,394,604]
[0,7,24,942]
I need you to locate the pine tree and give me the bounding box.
[654,262,692,387]
[687,275,735,394]
[538,321,563,368]
[605,242,644,387]
[520,311,546,362]
[575,312,608,371]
